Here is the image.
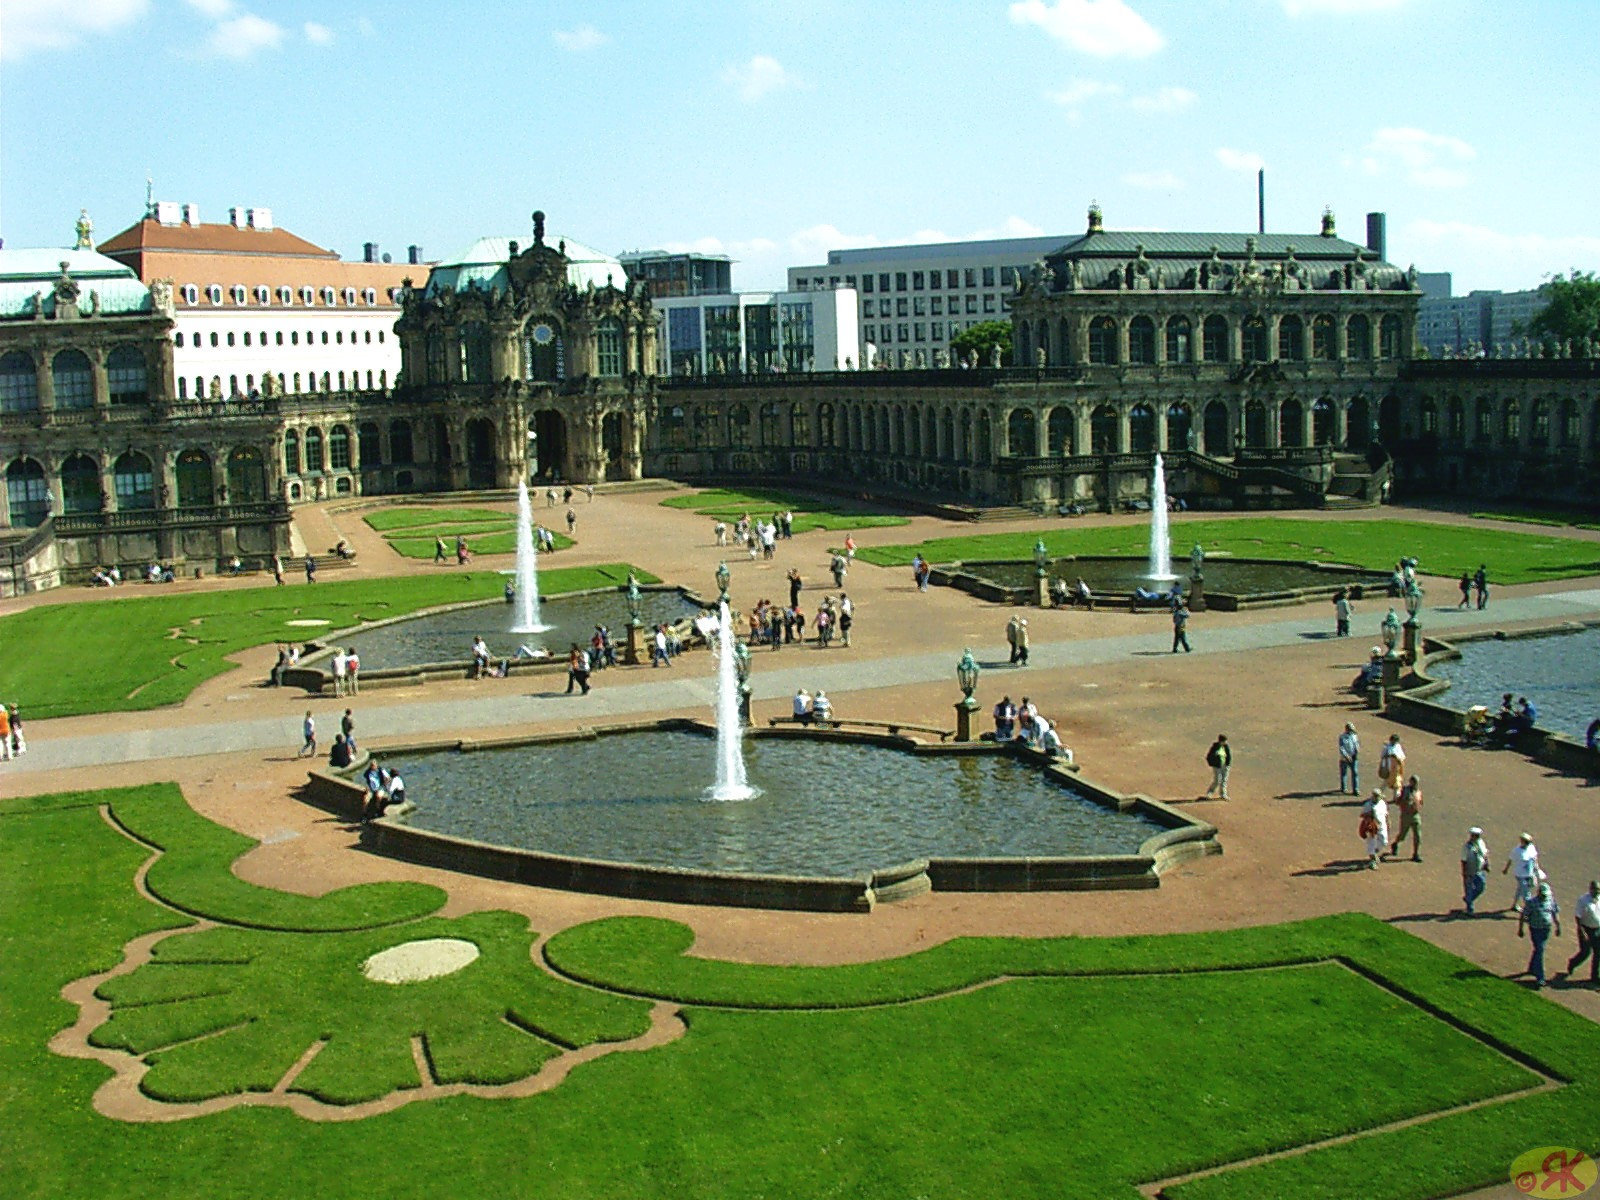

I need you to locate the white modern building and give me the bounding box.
[1417,280,1550,357]
[653,288,860,376]
[788,235,1070,366]
[98,203,426,402]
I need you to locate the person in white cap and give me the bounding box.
[1565,880,1600,985]
[1460,826,1490,915]
[1518,870,1561,988]
[812,690,833,724]
[1503,832,1540,913]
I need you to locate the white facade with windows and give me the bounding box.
[787,236,1068,366]
[653,289,860,376]
[172,308,401,401]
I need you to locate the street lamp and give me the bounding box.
[715,561,731,607]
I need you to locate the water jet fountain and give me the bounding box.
[707,600,758,802]
[1146,453,1177,583]
[511,481,553,634]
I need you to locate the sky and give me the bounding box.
[2,0,1597,295]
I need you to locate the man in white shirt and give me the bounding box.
[812,691,833,724]
[331,649,349,697]
[1503,832,1540,913]
[1565,880,1600,984]
[793,688,813,725]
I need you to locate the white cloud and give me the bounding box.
[721,55,791,102]
[553,24,607,52]
[1403,219,1600,291]
[1129,85,1195,113]
[1045,79,1122,122]
[1362,126,1476,188]
[1215,147,1266,173]
[196,12,283,58]
[1282,0,1405,14]
[1,0,149,60]
[303,21,334,45]
[184,0,233,16]
[1123,170,1185,190]
[1008,0,1163,58]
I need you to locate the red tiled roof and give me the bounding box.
[98,218,335,259]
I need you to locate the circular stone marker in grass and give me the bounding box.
[285,618,331,627]
[363,938,479,984]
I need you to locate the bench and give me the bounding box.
[767,716,954,742]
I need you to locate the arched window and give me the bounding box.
[358,422,382,465]
[1348,396,1373,448]
[1312,315,1337,360]
[1056,317,1072,364]
[1088,317,1118,365]
[661,405,688,449]
[1166,403,1193,451]
[1015,322,1032,365]
[1346,315,1372,360]
[60,453,100,513]
[1165,317,1192,364]
[1503,399,1521,443]
[1280,399,1304,447]
[53,349,94,410]
[175,449,213,508]
[0,351,38,412]
[1244,400,1268,447]
[425,331,447,383]
[1047,407,1074,455]
[5,458,48,526]
[1447,396,1465,441]
[1128,316,1156,364]
[1312,398,1337,446]
[459,321,491,383]
[1379,314,1402,359]
[1421,398,1439,437]
[107,345,148,405]
[596,318,624,377]
[728,404,752,446]
[975,409,992,461]
[1202,316,1229,363]
[817,402,835,449]
[1241,317,1269,363]
[227,446,266,502]
[1008,408,1038,456]
[113,451,155,510]
[1278,316,1304,361]
[1203,400,1230,454]
[1129,403,1156,453]
[524,320,564,382]
[1531,398,1550,445]
[791,403,812,446]
[328,425,351,470]
[389,420,414,464]
[304,427,324,472]
[1561,399,1580,447]
[1474,398,1493,442]
[1090,405,1118,454]
[284,431,300,476]
[761,403,781,445]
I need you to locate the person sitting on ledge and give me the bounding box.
[328,734,353,769]
[1489,693,1517,741]
[1133,585,1167,604]
[812,690,833,725]
[1587,717,1600,753]
[1050,577,1070,607]
[793,687,813,725]
[1352,647,1385,693]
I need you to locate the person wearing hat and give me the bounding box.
[1460,827,1490,915]
[1503,832,1540,913]
[1338,723,1360,795]
[812,690,833,725]
[1565,880,1600,985]
[1517,870,1561,988]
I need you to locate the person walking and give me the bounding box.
[1457,571,1472,609]
[831,554,847,589]
[1007,614,1028,666]
[331,648,349,697]
[1377,733,1406,798]
[1390,774,1423,862]
[838,596,854,648]
[271,554,284,586]
[0,704,11,762]
[566,508,577,536]
[298,711,317,758]
[1473,564,1489,610]
[1518,872,1560,988]
[1564,880,1600,985]
[652,626,671,668]
[1171,601,1191,653]
[434,537,447,564]
[1503,832,1540,912]
[1359,789,1389,869]
[1203,734,1232,799]
[788,569,803,609]
[1338,723,1360,794]
[304,554,317,583]
[565,645,591,695]
[1461,826,1490,915]
[1334,589,1352,637]
[340,708,356,752]
[7,704,23,757]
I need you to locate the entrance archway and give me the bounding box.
[466,417,496,488]
[528,409,568,479]
[601,413,626,480]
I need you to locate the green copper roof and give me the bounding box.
[0,248,154,319]
[424,234,624,298]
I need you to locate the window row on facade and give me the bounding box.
[0,346,150,412]
[861,295,1001,319]
[178,284,397,308]
[1015,312,1406,366]
[177,368,389,402]
[4,445,268,526]
[421,317,633,386]
[1415,394,1600,449]
[174,327,387,350]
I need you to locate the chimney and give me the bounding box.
[182,203,200,226]
[407,244,423,265]
[247,207,273,231]
[155,201,182,227]
[229,207,247,229]
[1366,212,1387,261]
[363,242,379,263]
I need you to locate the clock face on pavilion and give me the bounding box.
[530,322,555,345]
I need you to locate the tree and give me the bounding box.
[950,320,1013,367]
[1527,271,1600,347]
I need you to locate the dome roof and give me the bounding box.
[423,234,623,298]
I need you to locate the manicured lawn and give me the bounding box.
[1470,507,1600,531]
[7,781,1600,1200]
[361,503,576,559]
[0,563,645,720]
[662,486,910,533]
[856,517,1600,585]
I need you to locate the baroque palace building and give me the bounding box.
[6,205,1599,592]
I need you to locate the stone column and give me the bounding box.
[1116,317,1131,365]
[34,350,54,414]
[91,350,110,417]
[1075,408,1092,457]
[1229,318,1243,365]
[1116,407,1131,455]
[1074,317,1091,365]
[626,409,644,480]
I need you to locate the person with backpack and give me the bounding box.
[1359,789,1389,869]
[1203,734,1232,800]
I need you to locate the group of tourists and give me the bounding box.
[360,759,407,823]
[1353,731,1417,867]
[329,647,362,696]
[1049,576,1096,609]
[790,688,835,725]
[1461,828,1599,990]
[991,695,1071,758]
[1457,564,1490,610]
[742,594,854,649]
[545,483,593,506]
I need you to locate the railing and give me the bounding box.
[54,501,289,535]
[0,517,55,568]
[1404,358,1600,381]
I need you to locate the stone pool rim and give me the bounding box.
[933,555,1392,612]
[299,718,1220,914]
[278,583,708,694]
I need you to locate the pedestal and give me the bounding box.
[1381,651,1402,695]
[955,701,977,743]
[739,685,752,728]
[1036,576,1051,608]
[1402,620,1419,665]
[624,622,643,666]
[1188,575,1206,613]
